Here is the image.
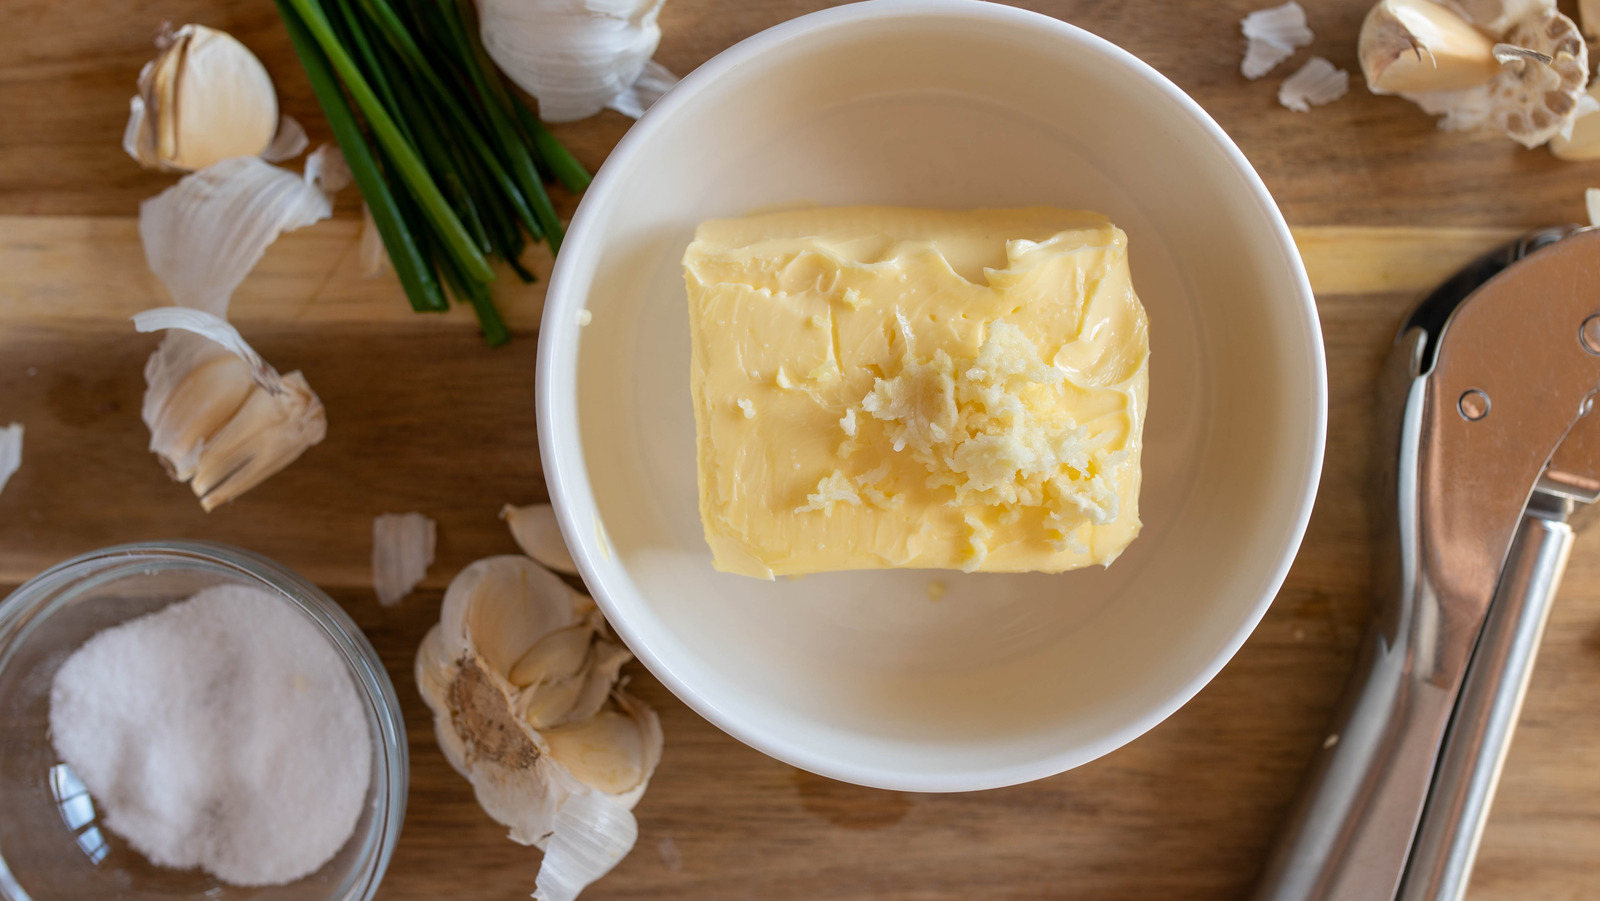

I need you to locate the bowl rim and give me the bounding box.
[536,0,1328,792]
[0,540,408,900]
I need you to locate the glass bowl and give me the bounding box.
[0,542,407,900]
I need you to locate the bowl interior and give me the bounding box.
[0,548,403,900]
[544,1,1323,790]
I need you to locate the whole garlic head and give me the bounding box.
[124,24,281,172]
[1358,0,1591,148]
[415,555,662,901]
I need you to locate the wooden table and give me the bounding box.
[5,1,1600,898]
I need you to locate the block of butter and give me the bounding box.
[683,207,1149,579]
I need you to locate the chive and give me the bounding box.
[435,241,509,347]
[276,0,447,312]
[434,0,565,250]
[511,101,592,195]
[283,0,493,284]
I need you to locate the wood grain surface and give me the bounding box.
[5,2,1600,900]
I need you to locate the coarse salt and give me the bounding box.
[48,583,371,886]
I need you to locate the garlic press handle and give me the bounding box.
[1252,363,1460,901]
[1397,496,1574,901]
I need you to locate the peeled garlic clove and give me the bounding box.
[1360,0,1502,94]
[510,624,595,688]
[503,502,579,574]
[124,24,281,173]
[478,0,678,123]
[373,512,437,606]
[0,423,21,497]
[134,307,326,510]
[142,151,340,316]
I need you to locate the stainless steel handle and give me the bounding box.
[1397,496,1574,901]
[1253,377,1467,901]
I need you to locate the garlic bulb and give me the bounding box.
[479,0,678,123]
[0,423,21,498]
[373,513,437,606]
[502,503,579,574]
[416,555,661,901]
[141,149,344,316]
[134,308,326,511]
[1358,0,1591,147]
[123,24,305,173]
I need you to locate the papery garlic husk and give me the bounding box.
[479,0,678,123]
[0,423,21,497]
[141,149,342,316]
[1359,0,1502,93]
[1279,57,1352,111]
[503,502,579,574]
[415,556,662,901]
[122,24,300,173]
[1240,1,1316,80]
[134,307,326,511]
[373,512,437,606]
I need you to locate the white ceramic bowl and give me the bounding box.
[537,0,1325,792]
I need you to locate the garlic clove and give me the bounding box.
[556,641,634,728]
[141,153,339,316]
[440,556,581,677]
[373,512,437,607]
[502,502,579,574]
[545,711,648,796]
[134,307,326,510]
[1360,0,1502,94]
[523,675,586,729]
[127,24,281,173]
[1587,188,1600,228]
[479,0,673,123]
[510,624,595,688]
[0,423,21,497]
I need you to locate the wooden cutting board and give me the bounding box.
[5,2,1600,898]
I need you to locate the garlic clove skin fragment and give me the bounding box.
[414,555,662,901]
[125,25,282,173]
[134,307,326,511]
[0,423,21,497]
[1360,0,1502,94]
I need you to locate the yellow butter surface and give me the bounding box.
[683,207,1149,579]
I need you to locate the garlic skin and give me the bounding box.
[1241,1,1316,80]
[1279,57,1352,111]
[479,0,678,123]
[141,150,343,316]
[415,555,662,901]
[0,423,21,498]
[134,308,326,511]
[503,502,579,574]
[373,512,438,606]
[1359,0,1590,148]
[123,25,297,173]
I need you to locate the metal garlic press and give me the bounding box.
[1254,226,1600,901]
